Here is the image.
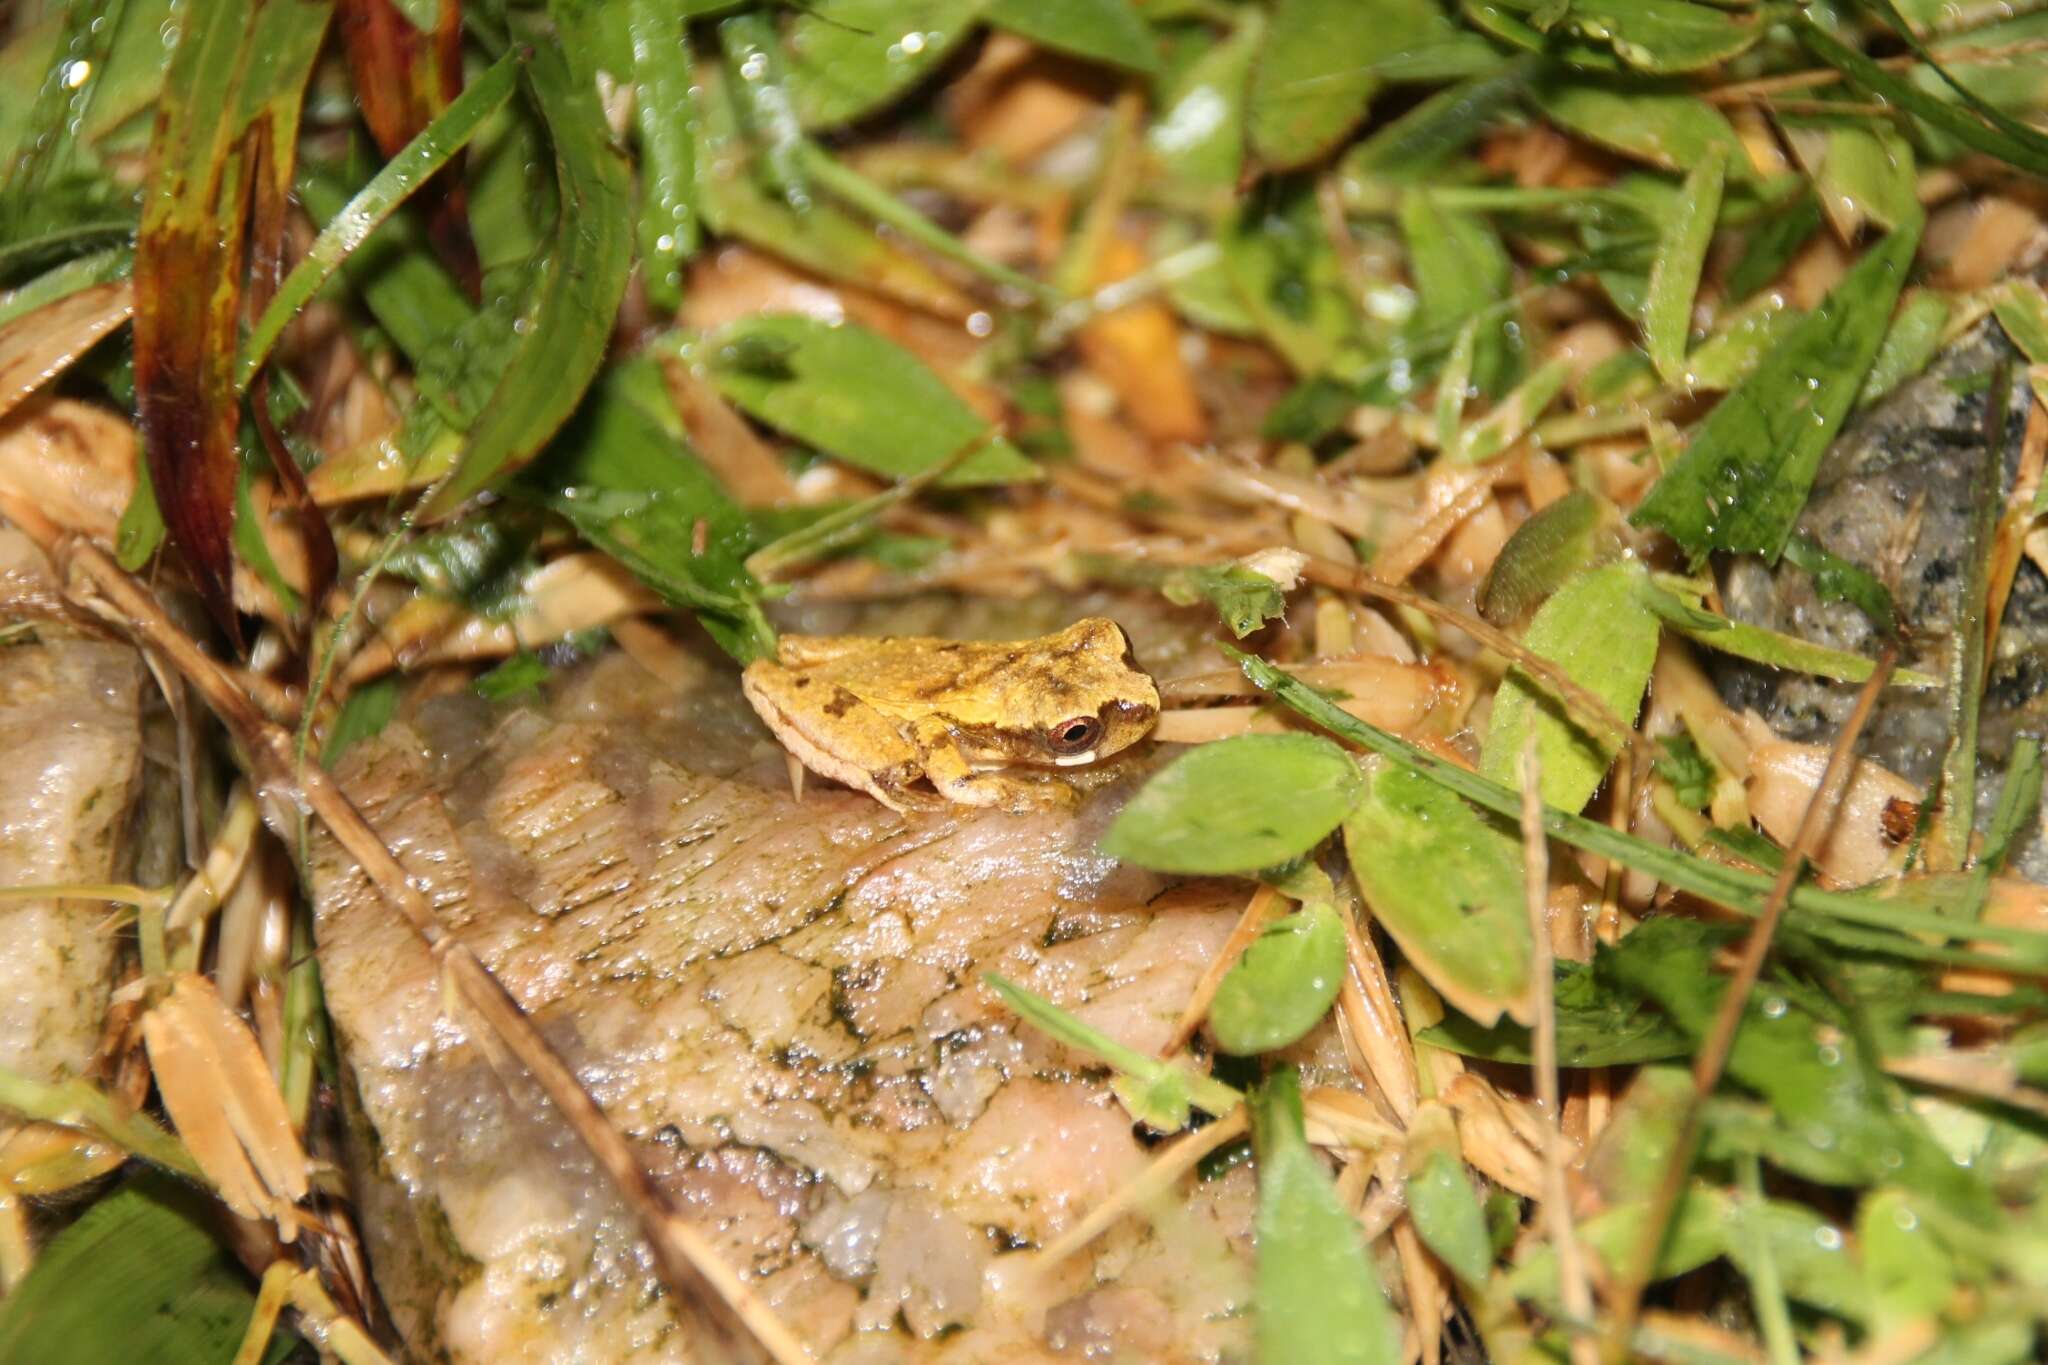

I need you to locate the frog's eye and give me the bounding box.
[1046,716,1103,755]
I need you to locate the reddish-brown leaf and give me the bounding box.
[133,0,333,647]
[337,0,482,297]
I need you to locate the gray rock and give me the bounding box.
[1715,318,2045,877]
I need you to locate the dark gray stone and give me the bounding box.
[1714,318,2046,877]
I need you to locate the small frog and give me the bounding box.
[741,616,1159,812]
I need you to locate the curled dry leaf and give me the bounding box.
[140,973,309,1237]
[0,283,134,424]
[1440,1073,1546,1200]
[0,398,138,546]
[1746,739,1922,885]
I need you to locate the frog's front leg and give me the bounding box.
[741,663,945,813]
[907,717,1077,812]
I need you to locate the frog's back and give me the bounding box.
[778,632,1017,695]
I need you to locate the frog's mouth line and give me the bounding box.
[1051,750,1099,767]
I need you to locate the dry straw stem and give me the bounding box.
[232,1260,392,1365]
[1024,1107,1250,1277]
[0,493,813,1365]
[1604,644,1899,1362]
[1518,740,1597,1365]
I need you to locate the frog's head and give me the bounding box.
[967,617,1159,769]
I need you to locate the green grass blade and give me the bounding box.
[421,29,633,519]
[238,50,519,391]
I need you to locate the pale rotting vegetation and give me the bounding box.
[0,0,2047,1361]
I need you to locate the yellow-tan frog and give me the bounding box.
[740,617,1159,812]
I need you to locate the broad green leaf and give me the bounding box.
[1251,1069,1402,1365]
[1819,121,1919,235]
[1102,733,1363,875]
[1478,0,1761,73]
[1534,77,1747,175]
[1406,1149,1491,1284]
[628,0,702,312]
[986,0,1158,74]
[1235,650,2048,967]
[1480,563,1658,813]
[1210,902,1346,1054]
[985,973,1241,1128]
[787,0,986,131]
[1149,10,1262,186]
[1604,918,1997,1221]
[1479,490,1623,627]
[707,316,1038,486]
[520,360,773,661]
[1645,145,1725,383]
[422,31,633,519]
[1344,58,1535,189]
[1249,0,1430,168]
[1345,761,1533,1026]
[1632,218,1921,563]
[0,1173,296,1364]
[1516,1181,1868,1322]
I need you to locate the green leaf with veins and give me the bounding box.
[1210,902,1346,1055]
[1249,0,1408,168]
[1345,761,1533,1027]
[987,0,1158,74]
[1251,1069,1402,1365]
[1480,562,1658,814]
[1419,958,1692,1067]
[1161,564,1292,638]
[786,0,987,131]
[1103,733,1364,875]
[1533,76,1747,174]
[708,316,1038,486]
